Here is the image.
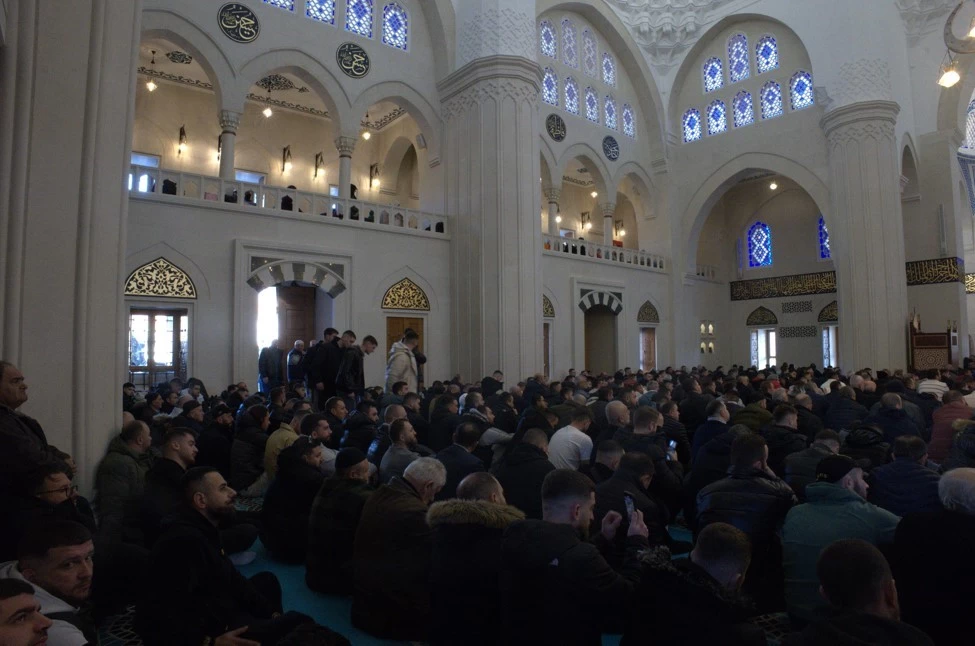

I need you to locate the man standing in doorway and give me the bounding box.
[258,340,284,394]
[306,328,341,411]
[287,340,305,384]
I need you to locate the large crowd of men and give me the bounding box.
[3,340,975,644]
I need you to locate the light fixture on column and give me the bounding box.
[314,152,324,178]
[614,220,626,238]
[361,111,372,140]
[146,50,158,92]
[178,125,187,155]
[938,51,960,87]
[769,181,778,190]
[590,190,598,199]
[582,211,592,231]
[263,88,273,118]
[282,146,293,173]
[369,163,381,190]
[555,212,562,224]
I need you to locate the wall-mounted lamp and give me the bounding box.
[938,51,960,88]
[590,190,598,199]
[769,181,778,191]
[581,211,593,231]
[178,125,187,155]
[369,163,381,190]
[555,215,562,224]
[314,152,324,179]
[263,88,274,118]
[282,145,293,173]
[146,50,158,92]
[614,219,626,238]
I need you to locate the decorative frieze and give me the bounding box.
[905,257,963,286]
[731,272,837,301]
[780,326,818,338]
[781,301,813,314]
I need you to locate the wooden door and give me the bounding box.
[386,316,424,354]
[277,286,316,379]
[584,305,617,374]
[640,328,656,371]
[543,322,551,379]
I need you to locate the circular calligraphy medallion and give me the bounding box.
[336,43,371,79]
[602,136,620,162]
[546,114,567,142]
[218,3,260,43]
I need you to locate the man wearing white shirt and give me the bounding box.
[547,408,594,471]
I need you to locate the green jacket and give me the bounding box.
[782,482,900,622]
[729,403,773,432]
[94,435,154,546]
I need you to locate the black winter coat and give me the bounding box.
[683,431,736,529]
[335,346,366,395]
[784,443,835,502]
[868,458,941,517]
[662,416,692,467]
[306,339,342,398]
[196,422,233,478]
[782,610,933,646]
[434,444,485,501]
[864,408,922,445]
[680,392,715,434]
[429,410,464,452]
[141,458,185,546]
[761,425,808,478]
[796,406,825,443]
[825,398,868,432]
[340,415,378,453]
[840,426,890,471]
[0,406,59,494]
[230,416,267,491]
[306,477,374,594]
[942,427,975,472]
[595,471,669,550]
[0,493,97,562]
[261,445,324,562]
[612,428,684,516]
[691,419,729,463]
[493,443,555,520]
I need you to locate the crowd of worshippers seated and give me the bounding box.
[5,355,975,645]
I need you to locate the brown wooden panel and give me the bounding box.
[386,316,423,354]
[277,286,316,378]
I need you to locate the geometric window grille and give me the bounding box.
[382,3,409,50]
[306,0,335,23]
[124,258,197,299]
[822,327,831,368]
[543,68,559,106]
[264,0,295,11]
[966,99,975,149]
[562,19,578,68]
[728,33,749,83]
[540,20,557,59]
[756,35,779,74]
[585,87,599,123]
[818,215,831,260]
[381,277,430,310]
[565,77,580,114]
[790,71,814,110]
[707,100,727,135]
[602,52,616,86]
[346,0,374,37]
[605,96,618,130]
[733,91,754,128]
[622,104,635,138]
[583,29,598,78]
[637,300,660,324]
[761,81,783,120]
[747,221,773,267]
[703,57,724,93]
[683,108,702,143]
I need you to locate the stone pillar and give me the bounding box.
[335,136,356,199]
[544,187,561,235]
[218,109,241,180]
[601,202,616,246]
[822,101,908,370]
[0,0,142,491]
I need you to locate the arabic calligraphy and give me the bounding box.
[602,136,620,161]
[218,3,260,43]
[546,114,567,142]
[905,258,963,286]
[730,271,837,301]
[336,43,370,79]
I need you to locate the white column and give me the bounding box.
[335,136,356,199]
[218,109,240,180]
[601,202,616,246]
[544,187,561,235]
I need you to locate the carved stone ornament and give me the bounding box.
[336,42,370,79]
[124,258,197,299]
[382,278,430,311]
[441,78,540,122]
[166,50,193,64]
[546,114,567,142]
[218,3,260,44]
[637,300,659,324]
[458,7,536,68]
[543,295,555,318]
[602,136,620,161]
[746,306,778,326]
[818,301,839,322]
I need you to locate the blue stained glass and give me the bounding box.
[264,0,294,10]
[605,97,617,130]
[382,3,408,49]
[966,99,975,148]
[622,104,635,138]
[733,91,754,128]
[682,109,702,143]
[748,221,772,267]
[602,53,616,86]
[345,0,373,37]
[707,100,726,135]
[542,68,558,106]
[761,81,783,119]
[583,30,598,77]
[756,35,779,73]
[306,0,335,23]
[703,57,723,93]
[728,34,749,82]
[540,20,556,58]
[562,19,578,68]
[790,71,814,110]
[565,78,579,114]
[585,87,599,123]
[818,215,831,259]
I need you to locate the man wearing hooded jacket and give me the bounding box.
[385,331,419,394]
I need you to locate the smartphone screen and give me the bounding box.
[624,494,635,520]
[668,439,677,450]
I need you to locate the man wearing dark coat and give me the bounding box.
[493,429,556,520]
[257,340,284,393]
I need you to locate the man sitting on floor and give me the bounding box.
[0,578,53,646]
[261,437,325,563]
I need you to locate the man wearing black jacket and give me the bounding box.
[494,429,555,520]
[612,407,684,518]
[305,328,340,410]
[335,332,378,406]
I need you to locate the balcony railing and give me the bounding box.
[543,234,668,272]
[127,165,449,238]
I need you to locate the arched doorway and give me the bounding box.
[585,305,618,374]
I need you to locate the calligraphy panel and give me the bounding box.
[905,258,963,286]
[746,306,778,326]
[637,300,659,323]
[218,3,260,43]
[967,273,975,294]
[336,42,370,78]
[818,301,838,322]
[730,271,836,301]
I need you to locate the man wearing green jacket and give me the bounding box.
[94,420,154,548]
[782,454,900,624]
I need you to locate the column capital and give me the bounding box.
[543,187,561,204]
[599,202,617,218]
[334,136,357,157]
[218,109,242,133]
[820,100,899,142]
[438,56,541,123]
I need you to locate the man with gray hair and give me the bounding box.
[893,467,975,643]
[792,393,824,444]
[864,393,922,445]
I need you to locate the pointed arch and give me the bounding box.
[382,277,430,311]
[818,301,838,323]
[637,300,659,324]
[126,241,211,300]
[557,143,611,197]
[350,81,442,164]
[543,295,556,318]
[578,290,623,315]
[125,258,197,299]
[746,306,778,326]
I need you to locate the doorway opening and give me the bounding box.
[639,327,656,371]
[822,325,838,368]
[128,308,188,392]
[584,305,618,374]
[386,316,424,388]
[257,285,319,380]
[749,328,777,369]
[543,322,552,378]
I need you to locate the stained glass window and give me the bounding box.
[748,221,773,267]
[585,87,599,123]
[306,0,335,23]
[345,0,373,37]
[682,109,702,143]
[622,104,635,138]
[756,35,779,73]
[707,100,726,135]
[602,53,616,86]
[565,77,579,114]
[790,71,814,110]
[703,57,724,93]
[583,30,598,77]
[264,0,294,10]
[562,19,578,68]
[728,33,749,83]
[542,68,558,106]
[540,20,557,59]
[761,81,783,119]
[966,99,975,148]
[733,91,754,128]
[381,3,408,49]
[818,215,831,259]
[605,96,618,130]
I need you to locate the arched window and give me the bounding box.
[264,0,295,11]
[542,68,559,106]
[382,3,408,50]
[733,90,754,128]
[682,109,702,143]
[622,103,635,138]
[562,19,578,68]
[761,81,783,119]
[585,87,599,123]
[583,30,598,77]
[565,77,580,114]
[306,0,335,23]
[728,33,749,82]
[605,96,618,130]
[790,71,814,110]
[818,215,831,259]
[540,20,557,59]
[707,100,727,135]
[703,57,724,93]
[756,35,779,73]
[345,0,373,37]
[747,221,773,267]
[966,99,975,149]
[602,52,616,86]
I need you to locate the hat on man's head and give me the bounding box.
[182,400,201,415]
[815,454,859,483]
[335,447,367,471]
[211,403,231,418]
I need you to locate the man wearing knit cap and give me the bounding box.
[782,454,901,624]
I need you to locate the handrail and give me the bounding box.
[542,234,668,272]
